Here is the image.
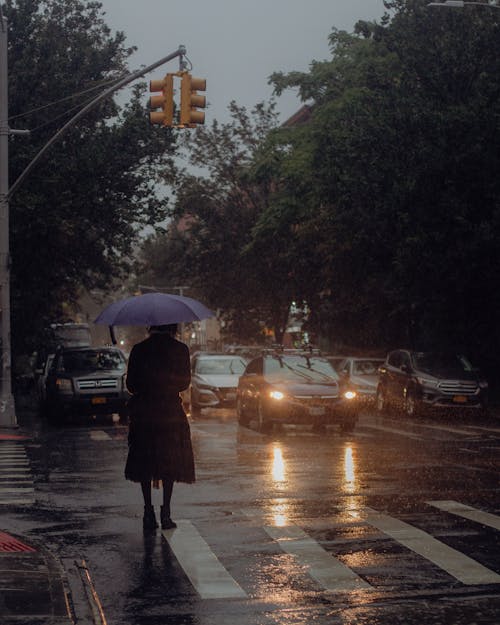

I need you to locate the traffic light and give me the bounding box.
[180,73,206,127]
[149,74,174,126]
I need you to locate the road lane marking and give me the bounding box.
[162,520,247,599]
[263,524,371,592]
[412,423,478,436]
[90,430,111,441]
[350,507,500,585]
[427,500,500,531]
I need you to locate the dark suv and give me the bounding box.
[376,350,488,417]
[44,346,130,422]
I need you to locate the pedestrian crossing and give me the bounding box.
[162,501,500,599]
[0,442,35,505]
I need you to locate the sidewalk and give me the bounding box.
[0,531,71,625]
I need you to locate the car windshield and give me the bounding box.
[59,350,126,373]
[266,356,338,383]
[352,360,382,375]
[196,357,247,375]
[412,352,474,376]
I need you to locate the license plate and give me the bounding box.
[91,397,107,405]
[453,395,467,404]
[309,406,325,416]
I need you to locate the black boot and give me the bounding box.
[160,505,177,530]
[143,505,158,532]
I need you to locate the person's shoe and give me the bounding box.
[143,505,158,532]
[160,505,177,530]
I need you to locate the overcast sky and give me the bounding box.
[99,0,387,124]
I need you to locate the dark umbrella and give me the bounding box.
[94,292,214,328]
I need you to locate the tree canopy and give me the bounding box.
[5,0,176,353]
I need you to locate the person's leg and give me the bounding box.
[160,480,176,529]
[141,481,152,507]
[141,481,158,531]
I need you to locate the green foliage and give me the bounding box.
[265,0,500,365]
[6,0,176,352]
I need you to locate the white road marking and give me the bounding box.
[264,524,371,592]
[162,520,247,599]
[413,423,478,436]
[350,507,500,585]
[0,445,34,505]
[427,500,500,531]
[90,430,111,441]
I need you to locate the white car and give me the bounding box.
[337,357,384,403]
[189,352,248,416]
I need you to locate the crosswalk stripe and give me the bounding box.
[162,520,247,599]
[0,444,34,505]
[427,500,500,531]
[350,507,500,585]
[264,524,371,592]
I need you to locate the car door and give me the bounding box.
[384,351,403,405]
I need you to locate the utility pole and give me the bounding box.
[0,13,15,426]
[0,16,186,426]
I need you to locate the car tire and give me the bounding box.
[375,386,387,414]
[257,399,272,433]
[405,391,421,417]
[237,397,250,427]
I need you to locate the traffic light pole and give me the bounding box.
[0,23,186,426]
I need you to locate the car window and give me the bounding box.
[264,356,338,383]
[387,352,401,368]
[412,352,474,376]
[58,350,126,373]
[196,357,247,375]
[400,352,411,369]
[352,360,380,375]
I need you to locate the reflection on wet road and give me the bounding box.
[3,406,500,624]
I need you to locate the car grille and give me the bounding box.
[77,379,119,390]
[294,395,339,405]
[437,380,479,396]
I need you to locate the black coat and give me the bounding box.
[124,333,195,483]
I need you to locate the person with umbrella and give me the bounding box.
[124,323,195,531]
[95,292,214,531]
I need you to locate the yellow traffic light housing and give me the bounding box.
[149,74,174,126]
[180,73,206,127]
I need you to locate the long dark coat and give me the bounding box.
[124,332,195,484]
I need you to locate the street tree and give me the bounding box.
[5,0,176,354]
[140,101,300,344]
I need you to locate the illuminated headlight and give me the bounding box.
[269,390,285,401]
[344,390,357,400]
[56,378,72,391]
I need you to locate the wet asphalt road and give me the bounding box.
[2,403,500,625]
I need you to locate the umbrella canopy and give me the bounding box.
[94,292,214,326]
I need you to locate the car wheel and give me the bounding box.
[375,386,387,414]
[237,397,250,427]
[405,391,421,417]
[257,399,272,433]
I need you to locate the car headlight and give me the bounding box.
[343,390,357,400]
[269,390,285,401]
[479,380,489,389]
[56,378,72,391]
[416,377,438,388]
